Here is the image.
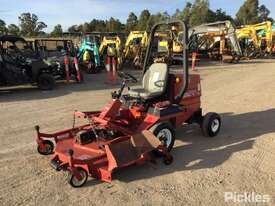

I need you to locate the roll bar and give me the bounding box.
[142,20,189,104]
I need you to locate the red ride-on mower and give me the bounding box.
[35,20,221,188]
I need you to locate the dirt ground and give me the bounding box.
[0,59,274,206]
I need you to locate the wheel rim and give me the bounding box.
[71,170,87,187]
[211,119,220,133]
[157,129,172,147]
[39,143,52,154]
[44,144,52,154]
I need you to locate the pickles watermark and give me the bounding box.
[224,192,271,203]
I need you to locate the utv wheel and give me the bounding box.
[149,122,175,151]
[201,112,221,137]
[37,73,55,90]
[68,167,88,188]
[163,155,173,165]
[37,140,54,155]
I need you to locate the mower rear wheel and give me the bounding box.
[150,122,175,151]
[201,112,221,137]
[37,140,54,155]
[68,167,88,188]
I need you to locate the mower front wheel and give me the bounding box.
[37,140,54,155]
[68,167,88,188]
[150,122,175,151]
[201,112,221,137]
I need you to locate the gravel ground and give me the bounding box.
[0,59,274,206]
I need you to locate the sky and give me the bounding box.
[0,0,274,32]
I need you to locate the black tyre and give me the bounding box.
[37,140,54,155]
[37,73,55,90]
[68,167,88,188]
[163,155,173,165]
[149,122,175,151]
[201,112,221,137]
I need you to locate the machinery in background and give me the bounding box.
[99,36,123,77]
[189,21,242,63]
[123,31,148,68]
[25,37,82,83]
[236,21,273,57]
[77,35,102,73]
[0,35,81,90]
[25,37,74,59]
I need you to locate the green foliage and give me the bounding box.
[189,0,210,27]
[146,12,169,31]
[18,13,47,36]
[173,2,192,23]
[125,12,138,33]
[258,5,271,22]
[106,17,124,32]
[68,25,79,33]
[8,24,20,35]
[2,2,273,37]
[51,24,63,37]
[206,9,233,23]
[0,19,8,34]
[67,18,123,33]
[172,1,233,27]
[138,10,151,30]
[236,0,259,25]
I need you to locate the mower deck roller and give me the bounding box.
[35,20,221,188]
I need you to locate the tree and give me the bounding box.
[146,12,167,31]
[125,12,138,33]
[206,9,233,23]
[68,25,79,33]
[173,2,192,23]
[0,19,7,34]
[8,24,20,35]
[19,13,47,36]
[236,0,259,25]
[182,2,192,23]
[82,22,90,33]
[138,10,151,30]
[51,24,63,37]
[189,0,210,27]
[213,9,233,22]
[94,20,107,32]
[106,17,123,32]
[258,5,270,22]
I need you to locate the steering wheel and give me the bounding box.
[118,71,138,83]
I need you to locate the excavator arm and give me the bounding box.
[190,21,242,57]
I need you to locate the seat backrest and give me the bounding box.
[142,63,168,94]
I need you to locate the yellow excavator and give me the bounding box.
[99,36,123,69]
[236,21,273,57]
[123,29,182,67]
[123,31,148,68]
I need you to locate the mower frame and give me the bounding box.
[35,20,221,187]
